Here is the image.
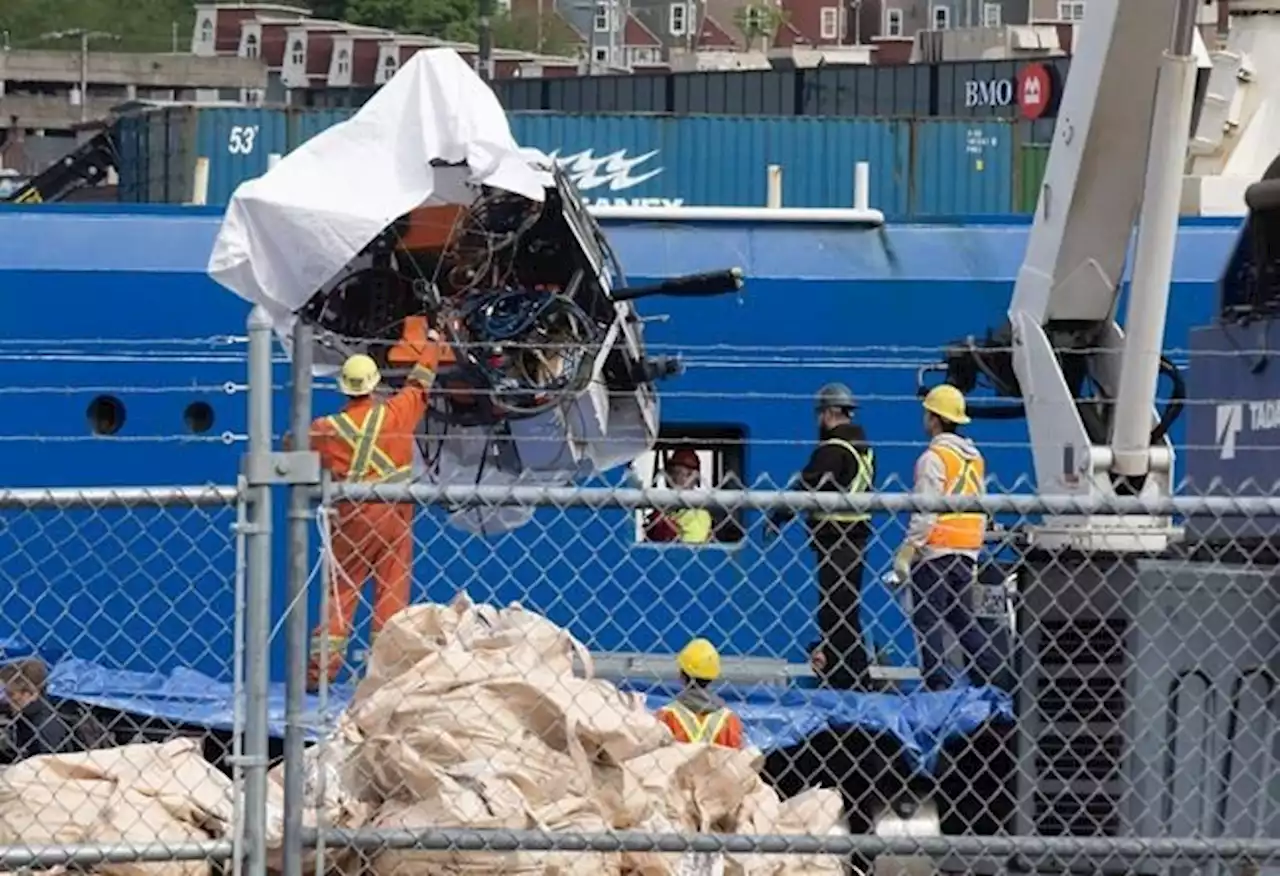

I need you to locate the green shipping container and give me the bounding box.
[1016,143,1051,214]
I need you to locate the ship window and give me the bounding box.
[87,396,126,436]
[184,402,215,434]
[632,424,746,546]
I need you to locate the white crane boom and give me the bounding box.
[999,0,1200,552]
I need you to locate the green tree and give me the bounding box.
[344,0,417,30]
[346,0,481,39]
[491,10,579,56]
[409,0,484,38]
[309,0,350,19]
[1,0,196,52]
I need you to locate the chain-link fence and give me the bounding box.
[255,308,1280,876]
[0,328,248,872]
[7,310,1279,876]
[294,481,1280,875]
[0,485,244,872]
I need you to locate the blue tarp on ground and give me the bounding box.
[36,657,1013,774]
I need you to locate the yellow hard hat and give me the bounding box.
[338,354,381,396]
[677,638,721,682]
[923,384,971,425]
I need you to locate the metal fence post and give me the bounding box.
[243,305,275,876]
[283,319,314,876]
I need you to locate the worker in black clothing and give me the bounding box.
[0,659,79,761]
[772,383,876,689]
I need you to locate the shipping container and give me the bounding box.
[494,77,546,111]
[493,58,1071,119]
[115,106,288,205]
[1015,143,1051,213]
[115,107,192,204]
[287,108,359,151]
[534,73,671,113]
[799,64,933,117]
[507,113,910,213]
[112,107,1034,218]
[910,119,1015,216]
[670,70,799,115]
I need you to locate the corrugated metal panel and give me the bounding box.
[288,108,356,151]
[504,58,1071,118]
[300,87,378,109]
[800,64,931,117]
[1021,117,1057,145]
[1016,143,1050,213]
[508,113,909,214]
[194,107,290,205]
[494,78,546,111]
[671,70,797,115]
[911,120,1014,216]
[542,74,668,113]
[115,107,196,204]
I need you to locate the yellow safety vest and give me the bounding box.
[670,508,713,544]
[658,701,732,744]
[813,439,874,523]
[326,404,413,484]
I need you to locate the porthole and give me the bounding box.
[87,396,126,436]
[184,401,216,434]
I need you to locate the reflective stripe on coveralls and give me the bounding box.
[658,701,732,744]
[812,439,874,523]
[927,443,986,550]
[326,405,412,483]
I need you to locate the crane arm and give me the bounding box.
[926,0,1202,553]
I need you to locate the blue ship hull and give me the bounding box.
[0,207,1239,682]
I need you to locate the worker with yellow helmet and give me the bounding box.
[893,384,1004,690]
[303,326,449,690]
[654,639,744,748]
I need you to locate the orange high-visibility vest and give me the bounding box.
[656,702,743,748]
[926,443,986,550]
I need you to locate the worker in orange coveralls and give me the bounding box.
[655,639,745,748]
[305,328,449,689]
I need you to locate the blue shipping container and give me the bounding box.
[194,107,289,205]
[287,108,358,151]
[508,114,911,214]
[111,106,1024,219]
[116,106,289,206]
[911,119,1014,216]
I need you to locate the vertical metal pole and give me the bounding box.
[79,31,89,124]
[587,3,598,74]
[243,306,274,876]
[282,320,313,876]
[231,478,249,876]
[477,0,494,81]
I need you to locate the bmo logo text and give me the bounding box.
[962,63,1055,119]
[963,78,1014,110]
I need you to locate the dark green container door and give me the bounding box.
[1016,143,1051,214]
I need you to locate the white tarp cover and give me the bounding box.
[206,49,553,329]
